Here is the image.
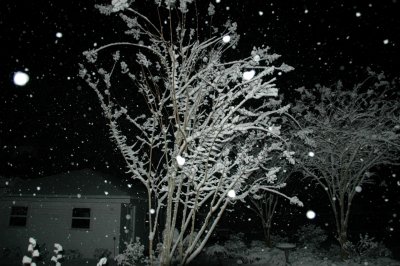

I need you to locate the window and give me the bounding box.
[71,208,91,229]
[9,206,28,227]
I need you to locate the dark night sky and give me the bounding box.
[1,0,400,178]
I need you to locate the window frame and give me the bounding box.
[71,207,91,230]
[9,206,28,227]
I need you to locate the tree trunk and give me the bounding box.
[339,231,349,260]
[262,222,272,248]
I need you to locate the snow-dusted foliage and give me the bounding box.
[344,233,392,261]
[247,145,301,247]
[97,257,108,266]
[291,71,400,259]
[50,243,64,266]
[22,237,40,266]
[80,1,299,265]
[115,237,147,266]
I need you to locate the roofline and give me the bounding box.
[2,194,143,201]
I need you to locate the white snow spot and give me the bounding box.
[258,11,264,16]
[355,186,362,193]
[176,155,185,166]
[97,257,108,266]
[306,210,316,219]
[222,35,231,43]
[253,55,260,62]
[355,12,362,17]
[383,39,389,45]
[304,9,309,14]
[150,208,155,214]
[227,189,236,198]
[36,187,41,191]
[104,191,109,195]
[243,70,256,80]
[13,71,29,86]
[215,0,221,3]
[308,151,315,157]
[55,32,63,38]
[126,214,131,220]
[77,194,81,198]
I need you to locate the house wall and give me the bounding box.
[0,196,134,259]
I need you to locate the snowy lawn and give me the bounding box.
[191,248,400,266]
[189,241,400,266]
[0,258,118,266]
[1,250,399,266]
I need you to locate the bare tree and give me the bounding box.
[80,1,302,265]
[291,72,400,259]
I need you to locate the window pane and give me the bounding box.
[71,219,90,229]
[9,217,27,226]
[11,206,28,216]
[72,208,90,218]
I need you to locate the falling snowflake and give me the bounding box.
[383,39,389,45]
[355,12,361,17]
[355,186,362,193]
[150,209,155,214]
[176,155,185,166]
[222,35,231,43]
[227,189,236,198]
[243,70,256,80]
[126,214,131,220]
[308,151,315,157]
[104,191,109,195]
[56,32,63,38]
[13,71,29,86]
[306,210,316,219]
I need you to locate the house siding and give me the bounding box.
[0,196,131,258]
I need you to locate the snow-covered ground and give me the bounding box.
[192,245,400,266]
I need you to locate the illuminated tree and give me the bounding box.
[244,127,299,248]
[80,1,301,265]
[291,72,400,259]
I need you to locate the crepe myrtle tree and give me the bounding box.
[291,71,400,259]
[248,164,297,248]
[242,123,300,248]
[80,0,302,265]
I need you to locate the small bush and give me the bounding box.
[114,237,147,266]
[295,224,328,249]
[345,233,392,261]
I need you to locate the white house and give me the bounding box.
[0,169,147,259]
